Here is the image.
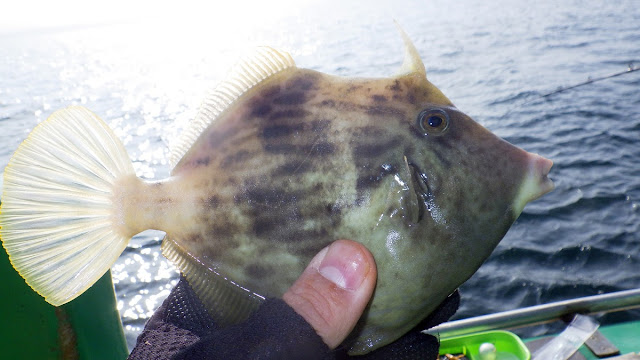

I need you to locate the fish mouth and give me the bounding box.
[525,152,554,201]
[531,156,554,201]
[512,152,555,215]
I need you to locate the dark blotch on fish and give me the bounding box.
[353,142,392,158]
[355,161,398,191]
[356,174,381,190]
[263,143,299,154]
[261,124,304,139]
[208,128,239,149]
[251,103,272,118]
[290,74,317,91]
[253,217,278,237]
[267,109,309,122]
[310,119,331,132]
[274,91,307,106]
[313,142,336,156]
[372,95,388,103]
[347,84,363,93]
[351,126,386,138]
[321,99,336,107]
[365,105,405,117]
[430,147,452,169]
[205,195,221,209]
[388,80,402,92]
[271,161,312,176]
[353,136,403,159]
[221,150,252,169]
[264,142,335,156]
[193,157,210,167]
[326,203,341,215]
[241,186,294,207]
[208,220,243,243]
[246,263,275,280]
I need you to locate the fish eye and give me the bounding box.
[417,109,449,135]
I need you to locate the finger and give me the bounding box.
[282,239,377,349]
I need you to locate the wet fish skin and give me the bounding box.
[119,69,542,353]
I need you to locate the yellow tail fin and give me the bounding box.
[0,106,135,306]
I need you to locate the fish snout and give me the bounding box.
[512,151,554,215]
[529,152,554,198]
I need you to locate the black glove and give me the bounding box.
[128,277,459,360]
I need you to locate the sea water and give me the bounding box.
[0,0,638,350]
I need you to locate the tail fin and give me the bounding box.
[0,106,135,306]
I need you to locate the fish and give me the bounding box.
[0,26,554,355]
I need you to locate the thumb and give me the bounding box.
[282,240,377,349]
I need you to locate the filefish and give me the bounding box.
[0,27,553,354]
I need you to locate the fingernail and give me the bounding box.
[317,241,370,291]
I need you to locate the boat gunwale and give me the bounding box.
[427,288,640,339]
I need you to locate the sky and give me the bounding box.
[2,0,135,32]
[0,0,312,33]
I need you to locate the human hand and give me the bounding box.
[282,239,377,349]
[128,240,376,360]
[129,239,455,359]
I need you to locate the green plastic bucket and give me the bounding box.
[0,241,128,359]
[439,330,531,360]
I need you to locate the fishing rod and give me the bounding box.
[427,287,640,338]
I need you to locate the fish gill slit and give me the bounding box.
[407,161,433,222]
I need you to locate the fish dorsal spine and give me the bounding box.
[169,47,296,169]
[394,22,427,78]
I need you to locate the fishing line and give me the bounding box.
[540,62,639,98]
[498,62,639,118]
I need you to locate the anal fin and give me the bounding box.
[161,236,264,327]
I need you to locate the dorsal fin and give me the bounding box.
[394,22,426,77]
[169,47,296,168]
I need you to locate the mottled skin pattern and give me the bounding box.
[126,68,535,354]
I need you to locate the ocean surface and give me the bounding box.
[1,0,638,351]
